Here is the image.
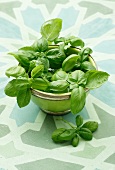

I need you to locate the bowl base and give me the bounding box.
[41,108,71,116]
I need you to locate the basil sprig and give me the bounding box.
[5,18,109,112]
[52,115,98,147]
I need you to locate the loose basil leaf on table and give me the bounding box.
[82,121,98,132]
[4,79,17,97]
[58,129,76,141]
[31,65,44,78]
[49,80,69,93]
[17,88,31,108]
[85,70,110,89]
[52,128,66,143]
[31,78,49,91]
[76,115,83,127]
[62,54,79,72]
[71,135,79,147]
[51,70,68,81]
[79,128,93,140]
[41,18,62,42]
[71,86,86,114]
[32,37,48,52]
[5,66,26,78]
[69,70,86,86]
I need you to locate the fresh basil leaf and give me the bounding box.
[37,58,49,72]
[71,86,86,114]
[85,70,109,89]
[8,52,30,70]
[62,54,79,72]
[31,78,49,91]
[81,61,96,71]
[18,46,35,51]
[17,88,31,108]
[49,80,69,93]
[70,37,85,48]
[79,47,93,62]
[54,37,65,44]
[69,70,86,86]
[76,115,83,127]
[5,66,26,78]
[4,79,17,97]
[31,65,44,78]
[32,37,48,52]
[79,128,93,140]
[46,47,66,69]
[69,82,79,90]
[82,121,98,132]
[15,78,31,90]
[52,128,66,143]
[41,18,62,41]
[71,135,79,147]
[58,129,76,141]
[51,70,68,81]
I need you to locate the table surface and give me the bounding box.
[0,0,115,170]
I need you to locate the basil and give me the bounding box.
[85,70,109,89]
[71,87,86,114]
[5,66,26,78]
[41,18,62,41]
[17,88,31,108]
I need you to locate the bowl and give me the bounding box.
[31,47,97,115]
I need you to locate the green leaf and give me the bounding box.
[46,47,66,69]
[18,46,35,51]
[15,78,31,90]
[41,18,62,41]
[51,70,68,81]
[37,58,49,72]
[4,79,17,97]
[82,121,98,132]
[69,70,86,86]
[58,129,76,141]
[81,61,96,71]
[62,54,79,72]
[49,80,69,93]
[71,135,79,147]
[79,47,93,62]
[17,88,31,108]
[8,52,30,70]
[31,78,49,91]
[5,66,26,78]
[71,86,86,114]
[32,37,48,52]
[76,115,83,127]
[52,128,66,143]
[79,128,93,140]
[70,37,85,48]
[31,65,44,78]
[85,70,110,89]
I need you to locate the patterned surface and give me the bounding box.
[0,0,115,169]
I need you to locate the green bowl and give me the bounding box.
[31,90,71,115]
[31,47,97,115]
